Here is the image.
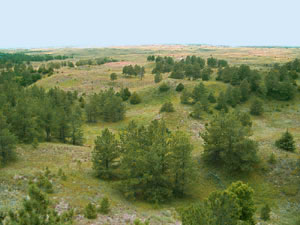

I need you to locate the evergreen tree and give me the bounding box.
[180,89,192,105]
[191,102,202,119]
[92,128,120,178]
[260,204,271,221]
[84,203,97,219]
[201,112,259,172]
[215,91,228,112]
[208,92,216,103]
[250,98,264,116]
[0,112,16,165]
[228,181,256,224]
[192,82,207,103]
[240,79,250,102]
[170,131,195,196]
[176,83,184,92]
[181,181,255,225]
[69,106,84,145]
[98,197,110,214]
[7,185,74,225]
[120,87,131,101]
[160,102,175,113]
[275,130,296,152]
[202,68,212,81]
[154,72,162,83]
[119,120,195,202]
[129,92,142,105]
[11,99,39,143]
[110,73,117,81]
[159,82,170,92]
[207,57,218,68]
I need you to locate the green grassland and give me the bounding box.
[1,45,300,224]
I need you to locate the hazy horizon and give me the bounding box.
[2,0,300,49]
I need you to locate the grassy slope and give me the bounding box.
[2,45,300,224]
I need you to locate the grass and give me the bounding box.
[2,45,300,224]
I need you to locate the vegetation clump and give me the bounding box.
[129,92,142,104]
[275,130,296,152]
[250,98,264,115]
[7,185,74,225]
[98,197,110,214]
[175,83,184,92]
[159,82,170,92]
[160,102,175,113]
[201,111,259,172]
[260,204,271,221]
[154,72,162,83]
[110,72,117,81]
[84,203,97,219]
[181,181,256,225]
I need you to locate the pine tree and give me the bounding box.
[7,185,74,225]
[0,112,17,165]
[181,181,255,225]
[69,106,84,145]
[160,102,175,113]
[208,92,216,103]
[250,98,264,116]
[154,72,162,83]
[180,89,192,105]
[120,87,131,101]
[98,197,110,214]
[260,204,271,221]
[275,130,296,152]
[191,102,202,119]
[192,82,207,102]
[170,131,194,196]
[84,203,97,219]
[240,80,250,102]
[159,82,170,92]
[92,128,120,178]
[176,83,185,92]
[201,112,259,172]
[110,73,117,81]
[215,91,228,112]
[130,92,142,104]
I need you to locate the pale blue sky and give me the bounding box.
[1,0,300,48]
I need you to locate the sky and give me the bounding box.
[1,0,300,49]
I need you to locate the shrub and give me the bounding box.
[120,87,131,101]
[268,153,277,164]
[159,83,170,92]
[32,138,39,149]
[208,92,216,103]
[260,204,271,221]
[130,92,142,104]
[98,197,110,214]
[160,102,175,113]
[180,89,192,105]
[110,73,117,81]
[250,98,264,116]
[84,203,97,219]
[275,130,296,152]
[176,83,184,92]
[131,219,150,225]
[154,73,162,83]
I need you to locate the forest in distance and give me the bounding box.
[0,45,300,225]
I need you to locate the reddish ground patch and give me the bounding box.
[104,61,135,68]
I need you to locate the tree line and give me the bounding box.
[75,57,117,67]
[0,52,70,67]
